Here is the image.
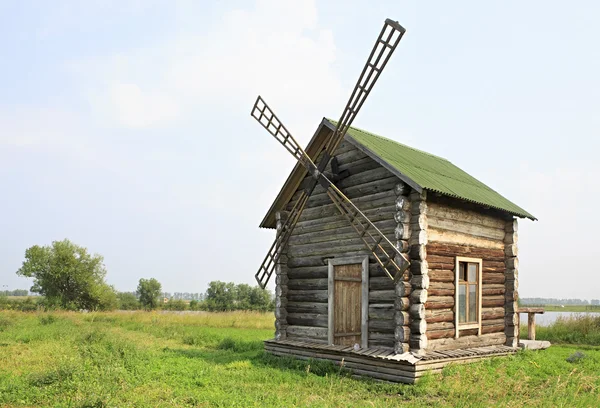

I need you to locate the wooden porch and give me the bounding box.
[265,339,517,384]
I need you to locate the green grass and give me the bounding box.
[534,314,600,346]
[0,311,599,407]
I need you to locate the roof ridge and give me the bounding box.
[326,118,449,162]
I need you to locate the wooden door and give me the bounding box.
[333,263,362,346]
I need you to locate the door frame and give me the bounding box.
[327,256,369,348]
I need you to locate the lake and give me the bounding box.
[519,311,600,326]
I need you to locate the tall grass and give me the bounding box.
[535,314,600,345]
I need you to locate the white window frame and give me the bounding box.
[327,256,369,348]
[455,256,483,338]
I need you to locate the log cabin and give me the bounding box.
[261,118,536,383]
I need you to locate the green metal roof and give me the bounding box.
[326,119,536,220]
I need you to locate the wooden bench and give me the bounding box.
[517,307,545,340]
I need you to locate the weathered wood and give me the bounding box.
[428,269,454,282]
[286,302,328,314]
[428,281,454,296]
[369,276,399,291]
[427,332,507,352]
[287,278,328,290]
[288,240,394,258]
[427,243,505,262]
[291,205,396,235]
[482,295,505,308]
[286,325,328,339]
[482,272,505,284]
[286,313,328,327]
[425,308,454,323]
[428,216,506,240]
[288,218,396,245]
[427,202,506,229]
[368,304,395,320]
[482,307,505,320]
[368,319,396,333]
[427,328,455,340]
[305,179,396,209]
[369,290,396,303]
[424,296,454,309]
[428,228,503,250]
[482,284,505,296]
[287,290,328,303]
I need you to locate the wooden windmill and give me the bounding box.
[251,19,409,289]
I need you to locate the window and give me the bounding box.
[455,257,482,337]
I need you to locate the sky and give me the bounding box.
[1,0,598,299]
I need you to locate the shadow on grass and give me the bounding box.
[163,337,350,379]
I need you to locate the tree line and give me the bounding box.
[5,239,273,312]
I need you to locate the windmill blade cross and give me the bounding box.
[251,18,408,288]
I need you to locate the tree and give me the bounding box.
[117,292,140,310]
[16,239,116,310]
[137,278,162,310]
[205,281,236,311]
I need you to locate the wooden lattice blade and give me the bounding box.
[325,19,406,156]
[250,96,317,175]
[255,191,309,288]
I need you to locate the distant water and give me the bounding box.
[519,311,600,326]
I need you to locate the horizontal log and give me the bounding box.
[305,172,398,207]
[427,329,455,340]
[287,232,394,258]
[482,284,505,296]
[428,228,503,250]
[427,243,505,262]
[369,319,395,333]
[482,307,505,320]
[287,278,327,291]
[428,281,454,296]
[429,269,454,283]
[287,302,328,314]
[370,290,396,303]
[428,215,505,241]
[482,318,505,327]
[369,276,397,291]
[482,295,505,308]
[427,202,506,229]
[288,253,393,268]
[482,272,505,284]
[287,290,327,303]
[291,205,396,236]
[425,308,454,323]
[287,265,328,279]
[286,313,328,328]
[368,304,394,320]
[428,321,454,331]
[367,338,395,348]
[288,218,396,246]
[481,324,505,334]
[427,332,506,352]
[286,325,328,339]
[425,296,454,309]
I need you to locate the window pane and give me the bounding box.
[459,262,466,282]
[469,284,477,322]
[458,284,466,323]
[468,264,477,282]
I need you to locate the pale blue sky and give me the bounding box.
[1,1,598,299]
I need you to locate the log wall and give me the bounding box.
[282,140,401,348]
[425,195,509,351]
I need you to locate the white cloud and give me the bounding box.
[70,0,344,135]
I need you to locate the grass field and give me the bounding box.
[0,311,599,407]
